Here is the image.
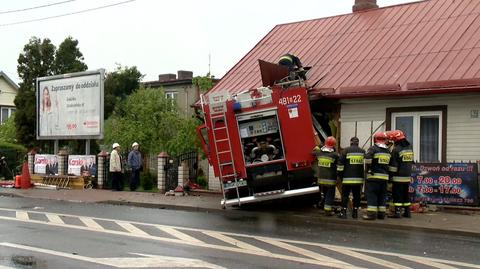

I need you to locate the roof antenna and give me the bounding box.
[208,53,211,76]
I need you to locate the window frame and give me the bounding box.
[386,105,447,163]
[0,106,15,124]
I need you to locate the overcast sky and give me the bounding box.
[0,0,418,84]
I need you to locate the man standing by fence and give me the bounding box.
[110,143,123,191]
[128,142,142,191]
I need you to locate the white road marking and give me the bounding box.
[257,237,352,266]
[321,245,413,269]
[0,266,16,269]
[15,211,28,220]
[0,242,226,269]
[117,222,149,236]
[202,231,269,253]
[158,226,203,244]
[0,215,366,269]
[1,207,478,269]
[46,213,64,224]
[79,217,104,231]
[398,256,458,269]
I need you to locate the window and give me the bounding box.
[0,107,15,124]
[165,92,178,103]
[165,92,178,111]
[391,111,443,163]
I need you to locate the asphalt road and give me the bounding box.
[0,196,479,269]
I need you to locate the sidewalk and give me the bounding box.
[1,187,479,237]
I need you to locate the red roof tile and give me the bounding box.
[207,0,480,98]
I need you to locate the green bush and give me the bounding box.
[0,142,27,179]
[141,172,157,191]
[196,175,208,189]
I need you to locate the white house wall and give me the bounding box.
[339,94,480,162]
[0,78,17,106]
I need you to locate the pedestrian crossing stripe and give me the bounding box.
[0,207,479,269]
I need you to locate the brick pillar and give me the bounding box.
[208,164,221,191]
[97,150,109,189]
[178,161,189,187]
[157,152,168,193]
[57,149,68,176]
[27,149,36,175]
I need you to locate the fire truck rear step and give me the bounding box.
[221,186,320,206]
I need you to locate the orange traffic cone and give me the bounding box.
[15,175,21,189]
[20,162,31,189]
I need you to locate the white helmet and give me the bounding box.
[112,143,120,149]
[132,142,139,148]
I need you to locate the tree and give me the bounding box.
[103,87,199,156]
[104,65,143,118]
[53,36,88,74]
[15,37,56,148]
[192,73,215,93]
[14,36,88,148]
[0,115,17,144]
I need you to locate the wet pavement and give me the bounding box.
[0,195,480,268]
[1,187,480,236]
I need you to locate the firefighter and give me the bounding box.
[387,130,414,218]
[363,132,392,220]
[313,136,339,216]
[278,53,306,80]
[337,137,365,219]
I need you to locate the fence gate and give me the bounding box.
[178,151,198,180]
[165,157,179,191]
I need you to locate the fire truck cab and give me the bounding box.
[197,66,319,208]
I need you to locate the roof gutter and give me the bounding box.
[310,79,480,100]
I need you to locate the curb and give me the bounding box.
[99,200,225,214]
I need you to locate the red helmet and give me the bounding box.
[324,136,337,149]
[387,130,406,142]
[373,132,388,144]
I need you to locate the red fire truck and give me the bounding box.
[197,62,319,208]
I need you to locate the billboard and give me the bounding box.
[34,154,58,175]
[410,163,479,206]
[36,70,104,139]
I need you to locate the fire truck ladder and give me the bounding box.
[210,112,242,208]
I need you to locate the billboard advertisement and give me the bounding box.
[68,155,97,177]
[410,163,479,206]
[36,70,104,139]
[34,154,58,175]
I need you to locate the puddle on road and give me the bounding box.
[0,254,47,268]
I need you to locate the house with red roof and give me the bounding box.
[206,0,480,164]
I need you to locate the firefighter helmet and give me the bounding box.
[324,136,337,149]
[387,130,406,142]
[373,132,388,144]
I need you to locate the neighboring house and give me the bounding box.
[0,71,18,124]
[143,71,219,118]
[205,0,480,164]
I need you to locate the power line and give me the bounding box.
[0,0,76,15]
[0,0,136,27]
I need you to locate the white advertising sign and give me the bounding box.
[68,155,97,176]
[34,154,58,175]
[37,70,104,139]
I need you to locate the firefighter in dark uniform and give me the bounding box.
[313,136,339,216]
[278,53,306,80]
[363,132,392,220]
[337,137,365,219]
[387,130,414,218]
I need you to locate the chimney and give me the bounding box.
[158,73,176,82]
[177,70,193,80]
[353,0,378,12]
